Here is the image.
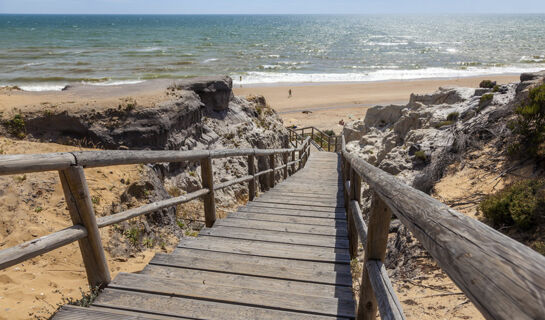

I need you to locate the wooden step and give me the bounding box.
[140,264,354,300]
[215,217,348,237]
[94,288,351,320]
[227,211,348,227]
[236,206,346,219]
[157,250,351,284]
[199,225,349,248]
[177,237,351,264]
[106,273,355,318]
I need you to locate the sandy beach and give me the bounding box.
[234,74,520,132]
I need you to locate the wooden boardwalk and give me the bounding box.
[54,152,356,319]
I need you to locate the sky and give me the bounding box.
[1,0,545,14]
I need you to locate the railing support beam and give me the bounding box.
[358,192,393,320]
[283,152,289,180]
[348,168,361,258]
[248,154,256,201]
[59,166,111,288]
[200,156,216,227]
[269,154,275,188]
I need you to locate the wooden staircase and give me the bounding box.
[54,152,356,319]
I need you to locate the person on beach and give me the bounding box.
[288,89,292,98]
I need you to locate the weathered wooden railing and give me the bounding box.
[288,126,340,152]
[340,135,545,320]
[0,137,311,288]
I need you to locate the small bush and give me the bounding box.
[323,129,335,136]
[63,286,101,307]
[480,93,494,105]
[414,150,428,161]
[492,84,500,92]
[433,120,455,128]
[479,80,496,89]
[446,112,459,121]
[508,83,545,158]
[479,179,545,230]
[6,114,26,138]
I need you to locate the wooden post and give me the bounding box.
[283,152,288,180]
[358,192,393,320]
[59,166,111,288]
[320,132,324,149]
[291,150,296,174]
[348,168,361,258]
[248,154,256,201]
[311,127,314,141]
[335,136,338,152]
[200,156,216,227]
[269,154,276,188]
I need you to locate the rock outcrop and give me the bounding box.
[3,76,289,257]
[343,71,545,278]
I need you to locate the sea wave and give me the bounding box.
[83,79,145,86]
[18,84,68,91]
[234,66,545,85]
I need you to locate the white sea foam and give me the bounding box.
[136,47,164,52]
[234,66,545,85]
[18,84,67,91]
[203,58,219,63]
[84,80,145,86]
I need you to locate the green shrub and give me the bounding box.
[479,80,496,88]
[433,120,455,128]
[446,112,459,121]
[480,93,494,105]
[509,83,545,158]
[493,84,500,92]
[414,150,427,161]
[6,114,26,138]
[479,179,545,230]
[323,129,335,136]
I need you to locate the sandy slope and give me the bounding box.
[0,138,172,320]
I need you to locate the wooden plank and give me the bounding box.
[215,216,348,237]
[254,196,344,208]
[200,156,216,227]
[348,168,361,258]
[141,264,354,300]
[94,289,348,320]
[0,225,87,271]
[245,202,345,213]
[350,200,368,246]
[269,154,275,188]
[159,250,352,283]
[199,225,350,248]
[59,166,111,287]
[0,152,75,176]
[366,260,406,320]
[236,206,345,219]
[344,149,545,320]
[108,273,356,318]
[97,188,209,228]
[177,237,351,263]
[248,154,256,201]
[358,193,392,320]
[53,305,180,320]
[228,211,348,227]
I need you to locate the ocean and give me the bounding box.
[1,14,545,91]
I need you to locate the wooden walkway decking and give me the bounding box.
[54,152,356,319]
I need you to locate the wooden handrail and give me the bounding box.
[0,137,312,288]
[287,126,340,152]
[341,135,545,320]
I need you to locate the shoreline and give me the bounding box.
[234,74,521,130]
[0,73,524,132]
